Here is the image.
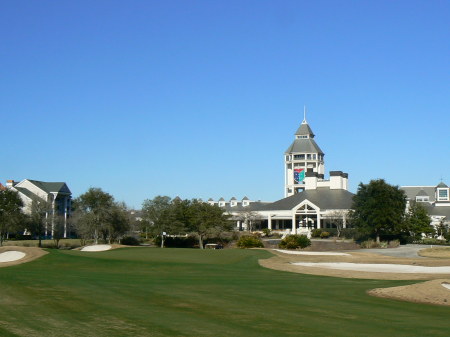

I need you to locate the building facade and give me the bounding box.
[401,182,450,229]
[6,179,72,238]
[209,115,353,234]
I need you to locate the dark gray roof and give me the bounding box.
[223,202,271,213]
[437,182,448,188]
[420,203,450,219]
[242,196,249,200]
[416,189,429,197]
[295,122,315,137]
[401,186,436,202]
[285,138,324,154]
[260,188,354,211]
[14,187,43,201]
[28,179,71,194]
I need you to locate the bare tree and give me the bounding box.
[235,210,262,232]
[325,210,348,238]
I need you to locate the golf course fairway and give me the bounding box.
[0,247,448,336]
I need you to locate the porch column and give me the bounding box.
[317,212,321,229]
[343,213,347,228]
[268,214,272,230]
[291,213,296,234]
[63,196,68,238]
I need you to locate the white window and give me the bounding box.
[416,196,429,202]
[437,189,449,201]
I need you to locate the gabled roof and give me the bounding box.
[285,138,324,154]
[14,187,41,201]
[259,188,354,211]
[27,179,71,194]
[416,189,429,197]
[295,122,315,137]
[401,186,436,202]
[437,182,448,188]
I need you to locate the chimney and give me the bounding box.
[304,171,318,190]
[329,171,344,190]
[6,180,15,188]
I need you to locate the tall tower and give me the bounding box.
[284,113,325,197]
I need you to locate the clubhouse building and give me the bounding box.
[209,115,354,233]
[209,115,449,233]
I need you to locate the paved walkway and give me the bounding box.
[360,244,432,258]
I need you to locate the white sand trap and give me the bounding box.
[275,249,350,256]
[442,283,450,290]
[292,262,450,274]
[0,251,26,262]
[81,244,112,252]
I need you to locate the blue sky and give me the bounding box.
[1,0,449,209]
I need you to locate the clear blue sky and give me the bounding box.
[1,0,449,209]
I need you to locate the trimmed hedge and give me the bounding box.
[237,235,264,248]
[279,235,311,250]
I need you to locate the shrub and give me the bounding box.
[320,231,330,239]
[360,239,379,248]
[413,238,449,245]
[388,239,400,248]
[279,235,311,250]
[154,236,198,248]
[121,236,140,246]
[262,228,272,237]
[311,229,322,238]
[359,239,391,248]
[237,235,264,248]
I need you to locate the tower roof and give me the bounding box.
[437,182,448,188]
[285,138,324,154]
[295,121,315,137]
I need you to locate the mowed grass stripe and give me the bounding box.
[0,248,448,336]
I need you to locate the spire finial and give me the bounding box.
[302,105,307,123]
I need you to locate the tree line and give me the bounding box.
[0,188,231,249]
[140,196,231,249]
[0,180,440,248]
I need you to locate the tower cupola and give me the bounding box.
[284,109,325,197]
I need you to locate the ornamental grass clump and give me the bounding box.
[237,235,264,248]
[279,234,311,250]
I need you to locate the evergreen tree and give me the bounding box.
[351,179,406,243]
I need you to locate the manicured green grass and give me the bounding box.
[0,248,449,336]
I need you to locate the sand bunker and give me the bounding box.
[0,251,26,262]
[81,244,112,252]
[0,247,47,267]
[369,279,450,306]
[275,249,350,256]
[442,282,450,290]
[291,262,450,274]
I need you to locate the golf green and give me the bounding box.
[0,248,448,336]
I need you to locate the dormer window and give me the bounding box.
[416,196,429,202]
[242,201,249,207]
[437,188,449,201]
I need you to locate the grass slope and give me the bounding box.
[0,248,448,336]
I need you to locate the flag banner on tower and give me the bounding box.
[294,168,305,183]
